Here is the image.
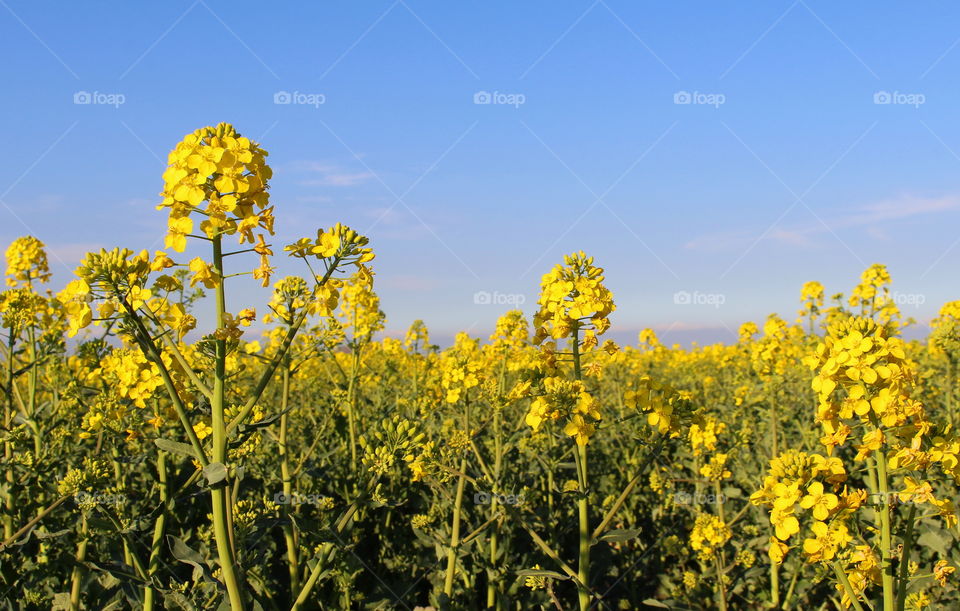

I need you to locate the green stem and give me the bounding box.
[346,345,361,474]
[715,550,728,611]
[211,236,246,611]
[571,327,590,611]
[69,514,89,611]
[279,363,300,597]
[895,502,916,611]
[442,402,471,608]
[144,451,170,611]
[832,561,866,611]
[875,445,895,611]
[3,329,14,541]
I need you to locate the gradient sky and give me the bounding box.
[2,1,960,346]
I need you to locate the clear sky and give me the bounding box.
[2,1,959,346]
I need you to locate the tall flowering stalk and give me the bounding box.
[754,309,958,610]
[528,251,615,610]
[58,124,373,610]
[336,270,385,473]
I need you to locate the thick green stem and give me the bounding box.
[895,502,917,611]
[875,445,895,611]
[571,328,590,611]
[211,236,246,611]
[279,363,300,596]
[715,550,728,611]
[144,451,170,611]
[442,401,471,608]
[69,514,89,610]
[487,402,503,609]
[3,329,14,541]
[575,445,590,611]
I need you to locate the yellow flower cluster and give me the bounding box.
[689,513,731,560]
[4,235,50,287]
[100,349,165,408]
[159,123,273,252]
[751,450,855,564]
[805,316,925,453]
[930,300,960,359]
[532,251,615,348]
[624,376,693,437]
[525,376,602,445]
[699,453,731,481]
[439,333,482,404]
[688,417,726,456]
[284,223,374,265]
[337,271,384,340]
[848,263,899,324]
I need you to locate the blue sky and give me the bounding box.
[2,1,960,345]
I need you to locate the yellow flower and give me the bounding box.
[934,559,954,587]
[58,279,93,337]
[801,520,851,563]
[563,414,595,446]
[799,481,839,521]
[768,537,789,564]
[193,422,213,440]
[188,257,219,289]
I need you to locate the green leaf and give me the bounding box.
[642,599,672,609]
[598,528,642,543]
[918,528,949,556]
[203,462,228,486]
[155,438,200,460]
[167,536,219,586]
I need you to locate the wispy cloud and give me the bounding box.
[686,194,960,251]
[291,161,375,187]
